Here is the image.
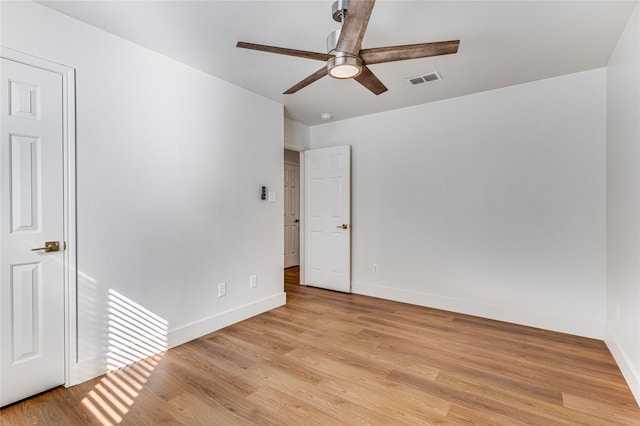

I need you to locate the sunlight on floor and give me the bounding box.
[81,289,168,425]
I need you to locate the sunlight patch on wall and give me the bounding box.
[81,289,168,425]
[106,289,168,370]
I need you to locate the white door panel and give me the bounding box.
[1,58,65,407]
[304,146,351,292]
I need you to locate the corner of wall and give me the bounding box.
[605,0,640,408]
[605,327,640,405]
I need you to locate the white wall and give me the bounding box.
[284,117,310,151]
[310,69,606,339]
[606,3,640,404]
[2,1,285,383]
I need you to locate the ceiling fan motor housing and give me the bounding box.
[327,29,341,54]
[332,0,349,22]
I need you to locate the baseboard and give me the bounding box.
[352,281,604,340]
[605,327,640,407]
[167,292,286,348]
[70,292,286,385]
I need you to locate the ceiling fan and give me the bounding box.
[237,0,459,95]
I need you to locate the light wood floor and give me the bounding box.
[2,267,639,425]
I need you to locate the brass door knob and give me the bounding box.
[336,224,349,230]
[31,241,60,252]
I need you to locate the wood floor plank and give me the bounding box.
[165,391,254,426]
[288,344,452,418]
[2,266,639,425]
[245,385,341,425]
[435,370,611,426]
[447,402,530,425]
[389,368,562,425]
[563,392,640,425]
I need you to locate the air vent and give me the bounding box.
[407,71,442,86]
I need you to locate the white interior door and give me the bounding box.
[304,145,351,292]
[1,58,65,406]
[284,162,300,268]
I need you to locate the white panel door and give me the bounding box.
[1,58,65,406]
[304,146,351,292]
[284,163,300,268]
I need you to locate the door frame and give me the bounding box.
[1,47,77,387]
[284,144,305,283]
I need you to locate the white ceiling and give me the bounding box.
[38,0,636,126]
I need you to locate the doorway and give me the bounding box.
[284,149,300,269]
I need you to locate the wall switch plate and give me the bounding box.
[615,303,621,322]
[250,275,257,288]
[268,191,276,202]
[372,264,379,274]
[218,282,226,297]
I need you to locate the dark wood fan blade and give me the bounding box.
[237,42,331,62]
[283,67,328,94]
[354,65,387,95]
[360,40,460,65]
[336,0,375,55]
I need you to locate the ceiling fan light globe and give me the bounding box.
[330,64,361,79]
[327,55,362,79]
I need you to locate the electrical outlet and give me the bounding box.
[372,264,379,274]
[250,275,257,288]
[218,282,226,297]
